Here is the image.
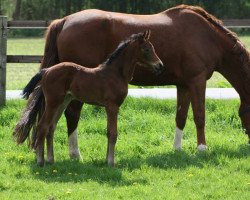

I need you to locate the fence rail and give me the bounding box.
[1,18,250,105]
[7,55,42,63]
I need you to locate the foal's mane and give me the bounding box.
[104,32,144,65]
[173,5,250,76]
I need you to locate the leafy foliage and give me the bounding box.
[2,0,250,20]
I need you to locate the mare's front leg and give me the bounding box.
[173,86,191,150]
[188,73,207,151]
[64,100,84,159]
[105,105,119,167]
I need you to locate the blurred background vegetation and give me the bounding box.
[1,0,250,37]
[1,0,250,20]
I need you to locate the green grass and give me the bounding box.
[0,98,249,199]
[6,34,250,89]
[7,38,44,90]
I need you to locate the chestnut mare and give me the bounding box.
[15,31,164,166]
[14,5,250,160]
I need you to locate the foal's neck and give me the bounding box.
[106,43,138,83]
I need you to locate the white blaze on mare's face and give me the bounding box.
[68,130,82,159]
[173,127,183,150]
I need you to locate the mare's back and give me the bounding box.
[57,8,222,77]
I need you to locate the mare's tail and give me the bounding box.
[13,18,65,145]
[13,70,45,145]
[40,18,65,69]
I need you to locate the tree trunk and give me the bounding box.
[12,0,22,20]
[65,0,71,15]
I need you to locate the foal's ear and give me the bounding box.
[143,30,151,40]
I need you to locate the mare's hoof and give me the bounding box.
[197,144,207,151]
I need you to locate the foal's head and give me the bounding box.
[105,30,164,76]
[132,30,165,75]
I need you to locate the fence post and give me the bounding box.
[0,16,7,106]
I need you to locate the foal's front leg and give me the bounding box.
[105,105,119,167]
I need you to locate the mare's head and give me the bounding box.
[133,30,165,75]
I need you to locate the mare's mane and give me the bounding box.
[104,32,144,65]
[173,5,250,76]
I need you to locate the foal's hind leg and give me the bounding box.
[35,110,56,166]
[174,86,191,150]
[35,102,62,166]
[64,100,83,159]
[105,105,119,167]
[46,94,74,164]
[46,123,56,164]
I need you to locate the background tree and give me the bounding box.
[2,0,250,20]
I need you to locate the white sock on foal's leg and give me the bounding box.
[173,127,183,150]
[68,130,82,159]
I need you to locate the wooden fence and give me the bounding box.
[1,18,250,105]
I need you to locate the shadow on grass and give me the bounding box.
[10,144,249,185]
[27,159,148,186]
[118,144,250,170]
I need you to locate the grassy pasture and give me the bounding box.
[3,33,250,199]
[6,34,250,90]
[0,98,249,199]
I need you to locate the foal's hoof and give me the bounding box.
[197,144,207,151]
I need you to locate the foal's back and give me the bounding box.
[42,62,127,106]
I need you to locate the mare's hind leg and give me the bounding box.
[64,100,83,159]
[105,105,119,167]
[174,86,191,150]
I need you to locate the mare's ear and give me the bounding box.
[143,30,151,40]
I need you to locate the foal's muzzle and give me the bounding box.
[153,61,166,76]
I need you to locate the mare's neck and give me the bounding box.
[218,57,250,104]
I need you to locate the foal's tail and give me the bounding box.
[13,70,45,145]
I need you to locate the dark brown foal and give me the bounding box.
[19,30,164,166]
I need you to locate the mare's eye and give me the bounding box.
[143,48,150,53]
